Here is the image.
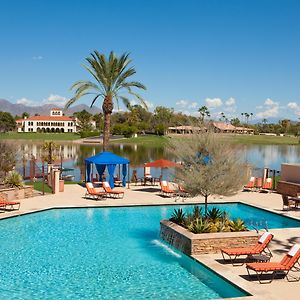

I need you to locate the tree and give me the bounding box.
[169,131,247,214]
[65,51,146,151]
[42,141,59,164]
[0,142,16,180]
[0,111,16,132]
[152,106,174,135]
[73,109,93,132]
[198,106,210,123]
[230,118,241,127]
[21,112,29,119]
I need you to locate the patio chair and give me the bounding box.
[282,195,297,210]
[131,170,143,185]
[243,176,255,191]
[254,177,263,191]
[260,178,273,193]
[160,181,176,197]
[175,185,191,201]
[102,181,124,198]
[0,195,20,210]
[246,244,300,283]
[221,232,273,265]
[85,182,107,200]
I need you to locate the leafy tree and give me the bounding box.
[73,109,93,132]
[198,106,210,123]
[21,112,29,119]
[93,112,104,130]
[152,106,174,135]
[169,130,247,214]
[0,142,16,180]
[65,51,146,151]
[0,111,16,132]
[230,118,241,127]
[42,141,59,164]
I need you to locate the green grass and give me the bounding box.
[220,134,300,145]
[111,135,169,147]
[28,181,53,193]
[0,132,81,141]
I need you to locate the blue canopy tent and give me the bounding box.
[85,152,130,188]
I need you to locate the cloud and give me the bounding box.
[32,55,43,60]
[16,97,37,106]
[188,102,198,109]
[256,98,279,119]
[205,98,223,108]
[43,94,67,106]
[225,97,235,106]
[287,102,300,116]
[175,100,188,107]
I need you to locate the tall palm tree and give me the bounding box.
[198,106,210,123]
[64,51,146,151]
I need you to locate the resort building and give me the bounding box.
[167,125,204,134]
[212,122,254,134]
[16,108,96,133]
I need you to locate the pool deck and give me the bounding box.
[1,184,300,299]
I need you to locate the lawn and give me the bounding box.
[27,181,53,193]
[0,132,81,141]
[220,134,300,145]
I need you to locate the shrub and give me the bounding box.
[169,206,247,234]
[4,171,24,188]
[79,131,101,138]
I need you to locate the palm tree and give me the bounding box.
[64,51,146,151]
[198,106,210,123]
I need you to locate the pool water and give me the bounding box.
[1,203,297,299]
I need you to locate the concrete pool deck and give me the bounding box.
[1,184,299,299]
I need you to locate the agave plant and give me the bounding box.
[206,207,222,222]
[170,208,186,225]
[230,218,247,232]
[192,206,203,220]
[4,171,24,188]
[190,218,210,234]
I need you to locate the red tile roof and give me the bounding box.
[19,116,73,121]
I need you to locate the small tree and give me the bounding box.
[42,141,59,164]
[0,142,16,181]
[169,130,247,214]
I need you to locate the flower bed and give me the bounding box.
[0,186,34,201]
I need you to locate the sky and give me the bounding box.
[1,0,300,121]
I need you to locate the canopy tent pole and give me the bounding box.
[85,162,87,182]
[127,164,130,189]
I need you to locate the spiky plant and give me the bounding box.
[64,51,147,151]
[4,171,24,188]
[230,218,247,232]
[170,208,186,225]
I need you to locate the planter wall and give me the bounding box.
[0,186,34,201]
[160,220,258,255]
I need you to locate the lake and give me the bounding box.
[13,141,300,182]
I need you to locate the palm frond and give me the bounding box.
[127,90,147,109]
[90,94,103,108]
[119,96,131,110]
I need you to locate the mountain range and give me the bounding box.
[0,99,101,116]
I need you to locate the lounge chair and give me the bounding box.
[221,232,273,265]
[260,178,273,193]
[175,185,190,201]
[0,195,20,210]
[160,181,176,197]
[85,182,107,200]
[243,176,255,191]
[102,181,124,198]
[246,244,300,283]
[282,194,297,210]
[255,177,263,191]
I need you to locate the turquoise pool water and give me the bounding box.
[0,203,298,299]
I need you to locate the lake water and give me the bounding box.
[13,141,300,181]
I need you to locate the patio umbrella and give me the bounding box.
[144,159,181,179]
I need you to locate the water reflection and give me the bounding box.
[11,141,300,181]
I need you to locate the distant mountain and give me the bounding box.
[0,99,102,116]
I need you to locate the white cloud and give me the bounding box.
[43,94,67,106]
[205,97,223,108]
[256,98,279,119]
[287,102,300,116]
[32,55,43,60]
[16,97,37,106]
[225,97,235,106]
[188,102,198,109]
[175,100,188,107]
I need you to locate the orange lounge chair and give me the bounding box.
[102,181,124,198]
[221,232,273,265]
[254,177,263,191]
[0,195,20,211]
[246,244,300,283]
[85,182,107,200]
[260,178,273,193]
[160,181,176,197]
[243,176,255,191]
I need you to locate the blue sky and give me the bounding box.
[1,0,300,121]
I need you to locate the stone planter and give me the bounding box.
[160,220,259,255]
[0,186,34,201]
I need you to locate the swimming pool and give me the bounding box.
[0,203,298,299]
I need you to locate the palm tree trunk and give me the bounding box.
[103,112,111,151]
[204,195,208,215]
[102,95,113,151]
